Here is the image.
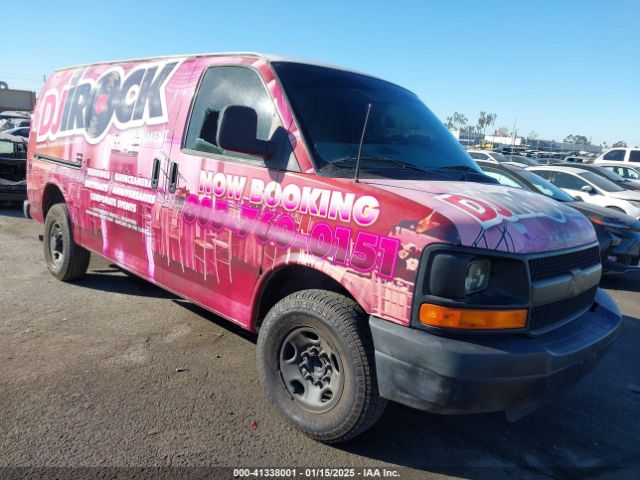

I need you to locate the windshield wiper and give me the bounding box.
[323,156,492,182]
[437,165,481,173]
[434,164,498,183]
[326,156,456,180]
[330,155,429,173]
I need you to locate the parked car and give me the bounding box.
[466,149,510,163]
[505,154,539,167]
[0,111,31,132]
[594,147,640,164]
[27,53,620,442]
[564,156,589,163]
[0,132,27,202]
[601,163,640,181]
[554,163,640,192]
[529,165,640,218]
[3,126,29,138]
[477,160,640,274]
[529,152,565,164]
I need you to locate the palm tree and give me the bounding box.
[453,112,468,129]
[445,116,455,129]
[476,112,497,140]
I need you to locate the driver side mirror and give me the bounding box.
[581,185,595,194]
[216,105,273,159]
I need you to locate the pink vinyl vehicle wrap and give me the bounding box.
[27,53,621,442]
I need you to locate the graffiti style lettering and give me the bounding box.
[437,188,578,229]
[199,172,380,227]
[36,60,182,144]
[182,194,398,279]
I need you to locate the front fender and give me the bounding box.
[251,250,413,331]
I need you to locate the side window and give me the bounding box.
[608,166,636,179]
[554,172,588,190]
[533,170,553,181]
[629,150,640,163]
[482,168,525,189]
[608,166,624,177]
[0,142,13,155]
[184,66,279,161]
[603,149,625,161]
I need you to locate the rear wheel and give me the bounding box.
[257,289,386,443]
[44,203,90,281]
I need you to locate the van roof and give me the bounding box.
[53,52,367,77]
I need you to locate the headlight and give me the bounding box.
[589,216,631,230]
[465,259,491,294]
[429,254,492,298]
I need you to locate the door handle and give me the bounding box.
[150,157,161,190]
[168,161,179,194]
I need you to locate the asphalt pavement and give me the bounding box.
[1,207,639,480]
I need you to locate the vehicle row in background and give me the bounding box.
[475,160,640,275]
[467,149,541,167]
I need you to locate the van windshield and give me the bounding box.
[272,62,483,180]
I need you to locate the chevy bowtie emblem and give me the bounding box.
[568,268,586,296]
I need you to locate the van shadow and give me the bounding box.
[74,264,178,299]
[78,263,258,341]
[332,315,640,479]
[172,298,258,344]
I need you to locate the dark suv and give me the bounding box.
[0,133,27,202]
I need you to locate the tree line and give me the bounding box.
[445,112,497,137]
[445,112,627,148]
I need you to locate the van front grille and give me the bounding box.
[529,286,597,331]
[529,246,600,282]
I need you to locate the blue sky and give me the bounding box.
[1,0,638,146]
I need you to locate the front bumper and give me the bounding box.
[0,182,27,202]
[370,288,620,417]
[0,189,27,202]
[601,231,640,274]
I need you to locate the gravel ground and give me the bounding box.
[1,207,639,480]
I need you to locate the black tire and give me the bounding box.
[257,289,386,443]
[43,203,90,281]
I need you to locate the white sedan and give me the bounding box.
[528,165,640,218]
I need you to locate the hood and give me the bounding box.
[610,189,640,201]
[619,179,640,191]
[569,201,640,230]
[364,179,597,254]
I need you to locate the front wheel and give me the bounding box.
[257,290,386,443]
[43,203,90,281]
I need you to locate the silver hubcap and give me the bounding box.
[49,222,64,267]
[279,327,344,413]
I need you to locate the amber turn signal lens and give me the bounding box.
[419,303,527,330]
